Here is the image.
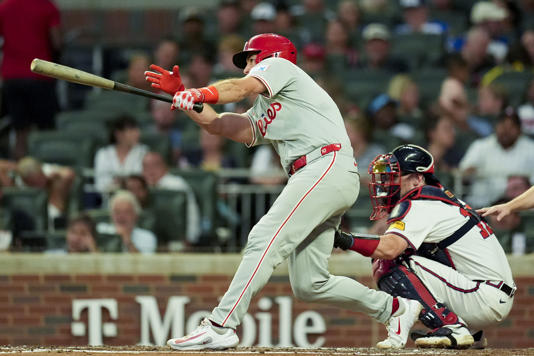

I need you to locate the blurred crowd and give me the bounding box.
[1,0,534,254]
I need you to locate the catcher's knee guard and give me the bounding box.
[378,265,459,329]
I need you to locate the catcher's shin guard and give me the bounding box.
[378,265,459,329]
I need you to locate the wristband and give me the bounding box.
[350,238,380,257]
[198,85,219,104]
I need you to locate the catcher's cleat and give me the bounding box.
[376,298,423,349]
[415,323,474,349]
[167,318,239,350]
[471,330,487,349]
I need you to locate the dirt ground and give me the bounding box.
[1,346,534,356]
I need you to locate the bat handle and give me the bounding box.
[193,103,204,113]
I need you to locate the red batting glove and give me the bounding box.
[144,64,185,95]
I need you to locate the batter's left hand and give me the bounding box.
[145,64,185,95]
[172,89,203,111]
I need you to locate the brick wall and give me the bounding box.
[1,270,534,347]
[0,255,534,348]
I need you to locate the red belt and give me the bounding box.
[289,143,342,175]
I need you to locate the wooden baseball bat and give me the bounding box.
[30,58,203,113]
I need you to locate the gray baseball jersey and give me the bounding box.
[244,57,353,173]
[209,58,395,330]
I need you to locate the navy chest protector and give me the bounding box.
[388,185,486,268]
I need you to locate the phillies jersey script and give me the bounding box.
[245,57,353,173]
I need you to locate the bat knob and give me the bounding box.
[193,103,204,113]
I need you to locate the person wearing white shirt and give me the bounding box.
[94,115,148,193]
[142,152,201,244]
[459,109,534,207]
[97,190,157,253]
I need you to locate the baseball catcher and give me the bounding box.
[335,144,516,349]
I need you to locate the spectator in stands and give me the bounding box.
[521,29,534,66]
[505,29,534,67]
[94,115,148,193]
[324,19,359,70]
[358,0,397,26]
[153,37,180,71]
[504,175,531,201]
[460,26,496,87]
[122,175,150,209]
[301,43,327,77]
[294,0,335,44]
[250,146,286,185]
[387,74,424,125]
[459,108,534,207]
[213,35,245,80]
[0,159,16,187]
[216,0,244,39]
[149,99,182,164]
[358,23,409,73]
[97,190,157,253]
[366,93,415,151]
[273,0,297,41]
[470,1,510,63]
[424,115,462,172]
[186,50,216,89]
[178,7,215,65]
[518,78,534,137]
[142,151,201,244]
[250,2,277,35]
[16,156,75,229]
[395,0,447,35]
[66,214,98,253]
[181,129,238,170]
[127,53,152,92]
[439,53,470,125]
[344,114,385,185]
[0,0,61,159]
[336,0,361,43]
[472,82,508,122]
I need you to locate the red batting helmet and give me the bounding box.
[232,33,297,69]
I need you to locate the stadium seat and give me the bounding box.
[140,132,171,163]
[391,34,445,69]
[55,109,118,129]
[148,189,187,246]
[170,168,218,242]
[27,130,95,168]
[412,68,447,107]
[2,187,48,231]
[343,70,392,109]
[490,70,534,107]
[96,233,123,252]
[84,89,150,114]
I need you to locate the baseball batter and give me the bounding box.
[145,33,422,350]
[334,144,515,349]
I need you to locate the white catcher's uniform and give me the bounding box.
[210,57,395,328]
[386,187,515,330]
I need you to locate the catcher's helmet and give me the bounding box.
[232,33,297,69]
[368,144,440,220]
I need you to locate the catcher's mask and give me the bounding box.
[368,153,402,220]
[368,144,439,220]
